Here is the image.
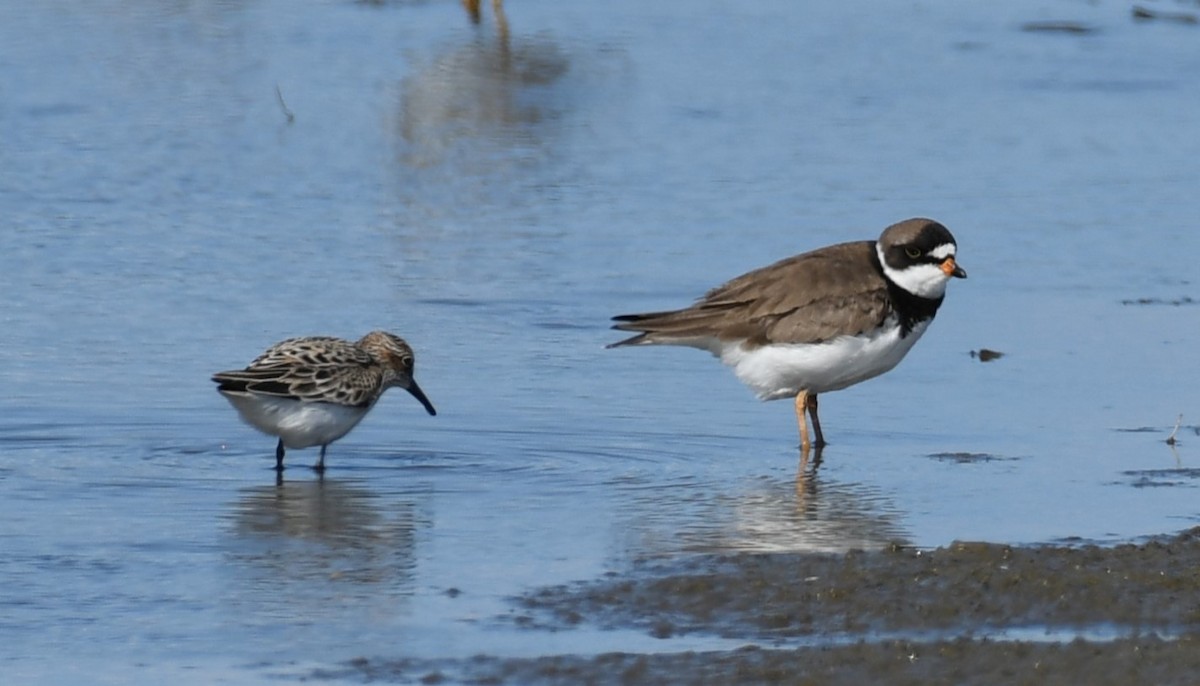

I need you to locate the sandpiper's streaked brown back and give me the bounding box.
[213,331,436,473]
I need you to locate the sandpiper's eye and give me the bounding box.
[904,247,922,259]
[401,355,414,368]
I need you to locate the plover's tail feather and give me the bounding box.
[607,304,743,349]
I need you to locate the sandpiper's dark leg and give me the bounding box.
[807,393,826,448]
[275,440,286,471]
[313,445,327,473]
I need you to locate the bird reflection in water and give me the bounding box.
[396,0,569,177]
[461,0,505,28]
[227,478,423,593]
[799,443,825,474]
[619,462,909,556]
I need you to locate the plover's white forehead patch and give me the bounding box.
[929,243,956,260]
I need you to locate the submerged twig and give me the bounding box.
[1166,414,1183,446]
[275,84,295,124]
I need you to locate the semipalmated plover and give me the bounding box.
[608,218,966,450]
[213,331,436,472]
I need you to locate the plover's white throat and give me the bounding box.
[608,218,966,453]
[213,331,436,472]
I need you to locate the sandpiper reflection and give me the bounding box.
[227,478,423,590]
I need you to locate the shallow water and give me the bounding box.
[3,0,1200,682]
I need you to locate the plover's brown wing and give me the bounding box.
[610,240,892,347]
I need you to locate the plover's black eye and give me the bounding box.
[904,246,922,259]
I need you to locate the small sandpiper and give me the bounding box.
[608,218,966,452]
[213,331,437,472]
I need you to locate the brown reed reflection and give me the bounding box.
[395,3,568,174]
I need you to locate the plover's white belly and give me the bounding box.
[220,392,370,449]
[718,319,931,401]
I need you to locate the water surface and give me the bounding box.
[3,0,1200,682]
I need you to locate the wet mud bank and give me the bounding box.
[321,637,1200,685]
[317,528,1200,684]
[519,528,1200,638]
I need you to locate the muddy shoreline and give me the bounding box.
[519,528,1200,639]
[314,527,1200,684]
[318,637,1199,685]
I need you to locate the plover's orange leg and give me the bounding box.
[794,391,812,451]
[806,393,826,448]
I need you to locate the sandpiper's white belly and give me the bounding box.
[219,392,370,449]
[717,318,931,401]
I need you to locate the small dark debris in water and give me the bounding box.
[1020,21,1099,34]
[969,348,1004,362]
[1167,415,1183,446]
[444,587,462,598]
[1132,6,1199,24]
[274,84,295,125]
[928,452,1014,464]
[1120,296,1196,306]
[650,619,674,639]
